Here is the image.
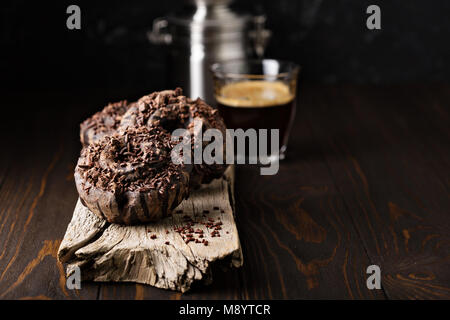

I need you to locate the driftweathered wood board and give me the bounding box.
[57,166,242,293]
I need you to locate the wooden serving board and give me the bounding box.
[58,166,242,293]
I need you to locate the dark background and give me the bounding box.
[1,0,449,96]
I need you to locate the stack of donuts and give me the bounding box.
[75,88,228,225]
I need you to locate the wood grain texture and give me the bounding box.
[0,86,449,299]
[302,85,450,299]
[58,167,242,293]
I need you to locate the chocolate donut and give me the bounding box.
[80,100,134,146]
[120,88,189,132]
[74,126,190,225]
[120,88,228,186]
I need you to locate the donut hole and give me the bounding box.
[157,117,185,134]
[148,106,191,134]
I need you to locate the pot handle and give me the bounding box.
[148,18,172,45]
[249,15,271,58]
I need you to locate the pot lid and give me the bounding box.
[167,3,251,33]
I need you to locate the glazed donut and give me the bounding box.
[80,100,134,146]
[74,126,190,225]
[120,88,189,131]
[120,88,228,186]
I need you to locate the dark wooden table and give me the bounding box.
[0,85,449,299]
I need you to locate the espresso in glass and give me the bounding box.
[216,80,296,156]
[211,60,299,160]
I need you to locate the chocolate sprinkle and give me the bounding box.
[75,88,229,225]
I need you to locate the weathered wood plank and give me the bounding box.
[58,166,243,293]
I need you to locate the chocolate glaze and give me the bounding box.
[75,126,190,224]
[80,100,134,146]
[75,88,228,224]
[120,88,228,187]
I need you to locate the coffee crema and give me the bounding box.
[216,81,295,108]
[215,80,296,156]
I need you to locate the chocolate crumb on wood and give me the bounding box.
[58,166,242,293]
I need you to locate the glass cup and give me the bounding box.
[211,59,299,162]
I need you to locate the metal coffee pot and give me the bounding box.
[148,0,270,104]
